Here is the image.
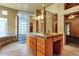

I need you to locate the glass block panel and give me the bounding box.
[18,12,29,43]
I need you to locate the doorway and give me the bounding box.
[64,22,71,44]
[30,23,33,32]
[64,14,79,47]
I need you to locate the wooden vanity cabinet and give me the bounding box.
[29,34,64,56]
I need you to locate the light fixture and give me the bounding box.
[38,16,41,20]
[68,15,75,19]
[42,4,45,7]
[40,15,43,19]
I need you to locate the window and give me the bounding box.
[2,10,8,15]
[0,18,7,36]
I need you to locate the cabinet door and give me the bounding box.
[37,37,45,56]
[30,36,37,55]
[46,37,53,56]
[53,35,63,55]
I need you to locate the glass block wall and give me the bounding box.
[18,12,29,43]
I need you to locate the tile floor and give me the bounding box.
[0,42,33,56]
[0,42,79,56]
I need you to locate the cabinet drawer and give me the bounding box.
[37,47,45,55]
[31,39,36,44]
[37,51,45,56]
[37,43,45,49]
[53,38,60,42]
[37,40,45,44]
[37,37,45,44]
[54,36,63,42]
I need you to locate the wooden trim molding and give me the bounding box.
[36,10,40,32]
[52,14,54,32]
[44,10,46,34]
[64,3,79,10]
[36,20,39,32]
[42,6,46,35]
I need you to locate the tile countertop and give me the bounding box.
[30,33,63,38]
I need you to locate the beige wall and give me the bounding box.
[46,11,52,33]
[39,18,43,33]
[0,6,18,34]
[57,4,64,34]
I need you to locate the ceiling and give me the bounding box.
[0,3,52,14]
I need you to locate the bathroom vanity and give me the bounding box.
[27,33,64,56]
